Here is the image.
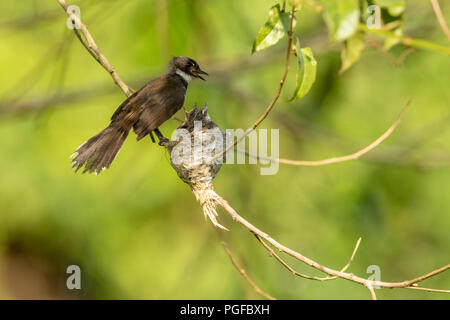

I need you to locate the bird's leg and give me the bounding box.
[154,128,170,146]
[149,131,156,143]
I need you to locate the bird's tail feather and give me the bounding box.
[71,125,129,174]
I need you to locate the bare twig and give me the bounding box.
[366,283,377,300]
[254,234,361,282]
[216,8,296,160]
[242,101,410,167]
[57,0,133,96]
[396,48,416,65]
[315,237,362,281]
[213,193,449,297]
[430,0,450,40]
[404,286,450,294]
[365,36,399,67]
[222,242,276,300]
[360,24,450,55]
[255,234,329,281]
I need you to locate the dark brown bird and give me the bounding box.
[71,56,208,174]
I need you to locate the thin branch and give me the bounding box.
[216,8,296,160]
[403,286,450,294]
[317,237,362,281]
[222,242,276,300]
[57,0,133,96]
[338,237,362,273]
[360,24,450,56]
[430,0,450,40]
[365,36,399,67]
[255,233,329,281]
[242,100,410,167]
[254,234,362,282]
[214,194,449,294]
[247,9,296,133]
[396,48,416,65]
[366,283,377,300]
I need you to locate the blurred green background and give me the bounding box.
[0,0,449,299]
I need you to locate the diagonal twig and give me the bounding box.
[254,234,362,282]
[214,193,449,296]
[57,0,133,96]
[222,242,276,300]
[216,8,296,160]
[430,0,450,40]
[366,282,377,300]
[242,100,410,167]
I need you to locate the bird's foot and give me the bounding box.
[154,129,170,146]
[158,137,170,147]
[149,131,156,143]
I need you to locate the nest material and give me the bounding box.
[161,104,229,230]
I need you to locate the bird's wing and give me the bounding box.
[109,78,163,134]
[133,76,186,140]
[110,85,147,122]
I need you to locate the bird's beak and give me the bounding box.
[194,69,208,81]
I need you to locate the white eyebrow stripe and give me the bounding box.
[176,68,192,82]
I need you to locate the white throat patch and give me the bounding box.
[176,68,192,83]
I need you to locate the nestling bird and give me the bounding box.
[71,56,208,174]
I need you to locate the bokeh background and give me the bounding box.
[0,0,449,299]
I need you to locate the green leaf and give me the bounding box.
[373,0,405,17]
[290,42,317,101]
[321,0,360,42]
[371,0,405,50]
[340,32,365,74]
[252,4,294,54]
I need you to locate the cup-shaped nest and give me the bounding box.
[162,104,229,230]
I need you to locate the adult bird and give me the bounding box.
[71,56,208,174]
